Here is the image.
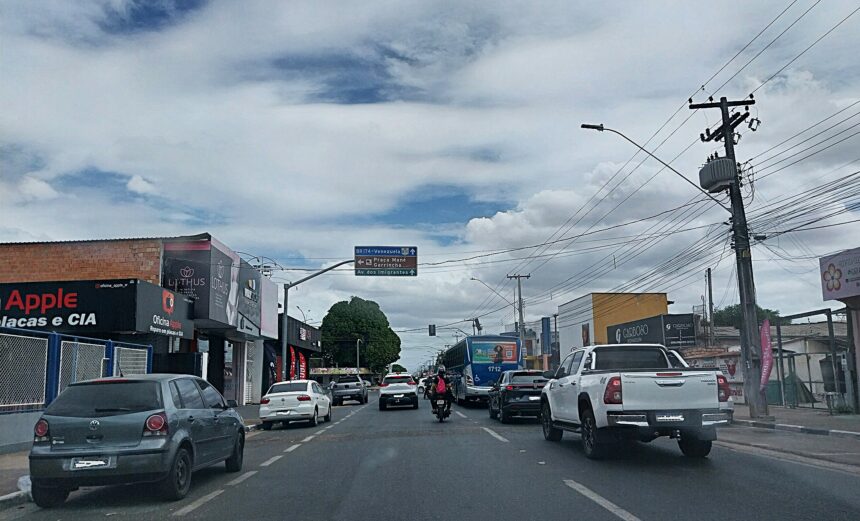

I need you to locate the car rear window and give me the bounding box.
[510,372,547,384]
[46,381,162,417]
[336,376,360,383]
[268,382,308,394]
[384,376,413,384]
[593,347,670,370]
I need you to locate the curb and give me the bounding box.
[731,419,860,440]
[0,490,29,510]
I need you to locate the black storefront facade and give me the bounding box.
[161,235,279,403]
[0,279,195,350]
[261,315,321,394]
[607,313,698,349]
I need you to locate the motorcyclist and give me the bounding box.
[429,367,454,413]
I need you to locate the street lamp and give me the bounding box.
[580,123,732,214]
[295,306,310,323]
[470,277,517,331]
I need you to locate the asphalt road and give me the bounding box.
[3,392,860,521]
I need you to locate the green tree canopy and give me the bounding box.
[391,363,408,373]
[320,296,401,372]
[712,304,787,329]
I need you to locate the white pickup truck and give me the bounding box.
[540,343,733,459]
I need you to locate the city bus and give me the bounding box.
[440,335,523,404]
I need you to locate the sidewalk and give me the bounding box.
[0,414,262,510]
[731,404,860,439]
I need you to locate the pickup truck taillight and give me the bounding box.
[717,375,731,402]
[603,376,623,404]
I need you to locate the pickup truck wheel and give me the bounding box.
[541,402,563,441]
[679,438,712,458]
[580,408,607,459]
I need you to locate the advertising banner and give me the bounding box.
[608,315,664,345]
[0,279,193,337]
[662,314,697,348]
[471,341,518,364]
[760,318,773,391]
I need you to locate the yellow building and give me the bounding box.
[557,293,668,353]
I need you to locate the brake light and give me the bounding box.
[717,375,731,402]
[603,377,623,404]
[143,412,168,437]
[260,397,270,404]
[34,419,49,441]
[297,395,312,401]
[656,372,683,377]
[505,385,514,391]
[379,383,389,387]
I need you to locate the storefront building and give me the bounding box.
[0,233,278,404]
[260,315,321,399]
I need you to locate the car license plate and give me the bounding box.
[528,395,540,401]
[394,394,404,398]
[71,457,113,470]
[656,412,685,422]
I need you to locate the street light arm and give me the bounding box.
[580,124,733,215]
[470,277,515,305]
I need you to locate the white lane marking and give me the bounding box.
[226,471,257,486]
[315,429,326,435]
[563,479,641,521]
[284,444,301,453]
[482,427,509,443]
[455,411,468,418]
[246,431,261,439]
[260,455,283,467]
[301,435,315,442]
[173,489,224,516]
[323,426,332,430]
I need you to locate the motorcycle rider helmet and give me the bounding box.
[437,366,445,376]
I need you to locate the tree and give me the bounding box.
[391,363,408,373]
[712,304,786,329]
[320,296,401,372]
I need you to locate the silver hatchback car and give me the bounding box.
[29,374,245,507]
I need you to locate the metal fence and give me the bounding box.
[0,334,49,412]
[0,327,152,413]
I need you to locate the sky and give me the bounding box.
[2,1,859,372]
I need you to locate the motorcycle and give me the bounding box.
[433,397,450,422]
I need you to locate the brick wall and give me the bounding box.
[0,239,163,284]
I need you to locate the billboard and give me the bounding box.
[607,314,696,348]
[471,341,518,364]
[820,247,860,301]
[0,279,193,338]
[163,239,241,327]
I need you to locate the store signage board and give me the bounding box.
[354,246,417,277]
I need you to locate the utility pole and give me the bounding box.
[508,274,530,355]
[707,268,715,348]
[281,259,354,383]
[552,313,559,370]
[690,96,768,417]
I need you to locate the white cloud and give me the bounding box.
[1,1,859,370]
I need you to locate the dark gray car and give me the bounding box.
[29,374,245,508]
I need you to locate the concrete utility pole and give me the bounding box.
[707,268,715,347]
[508,274,530,354]
[690,96,768,418]
[281,259,354,383]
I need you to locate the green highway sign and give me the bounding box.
[354,246,418,277]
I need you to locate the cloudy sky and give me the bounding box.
[2,1,859,371]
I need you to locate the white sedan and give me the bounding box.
[259,380,332,429]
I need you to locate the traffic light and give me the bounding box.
[429,324,436,336]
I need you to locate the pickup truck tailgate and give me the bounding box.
[621,371,719,411]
